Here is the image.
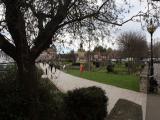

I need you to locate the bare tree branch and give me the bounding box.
[5,1,29,50]
[30,0,72,59]
[96,12,145,26]
[59,12,98,28]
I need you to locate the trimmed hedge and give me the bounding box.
[64,86,108,120]
[0,66,65,120]
[107,64,114,72]
[72,63,80,66]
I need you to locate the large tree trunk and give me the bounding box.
[16,58,39,120]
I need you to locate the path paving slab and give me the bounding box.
[145,64,160,120]
[107,99,142,120]
[146,93,160,120]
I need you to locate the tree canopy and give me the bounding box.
[0,0,160,62]
[118,31,148,59]
[0,0,141,62]
[93,45,106,53]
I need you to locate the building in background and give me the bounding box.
[36,46,57,62]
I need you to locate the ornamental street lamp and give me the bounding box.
[146,17,158,92]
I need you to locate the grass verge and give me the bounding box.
[67,69,140,91]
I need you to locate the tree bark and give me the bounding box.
[16,58,39,120]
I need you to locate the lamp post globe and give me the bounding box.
[147,18,157,34]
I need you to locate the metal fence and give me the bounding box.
[0,62,16,73]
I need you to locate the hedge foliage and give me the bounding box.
[0,64,108,120]
[64,86,108,120]
[0,65,65,120]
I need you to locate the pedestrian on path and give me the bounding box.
[55,64,57,73]
[80,64,84,73]
[54,62,59,73]
[45,67,48,75]
[63,64,66,70]
[49,61,54,73]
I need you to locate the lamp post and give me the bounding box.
[147,18,158,92]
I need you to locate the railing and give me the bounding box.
[0,62,16,73]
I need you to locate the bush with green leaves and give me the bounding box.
[64,86,108,120]
[0,65,65,120]
[124,61,145,74]
[106,64,114,72]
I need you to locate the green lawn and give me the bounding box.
[66,68,140,91]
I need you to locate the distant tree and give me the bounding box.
[93,46,107,53]
[118,31,148,59]
[153,41,160,59]
[118,31,148,73]
[106,47,113,57]
[70,50,76,63]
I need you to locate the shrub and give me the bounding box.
[125,61,145,73]
[0,64,22,119]
[106,64,114,72]
[84,63,96,71]
[125,62,128,68]
[72,63,80,66]
[64,86,108,120]
[0,63,17,80]
[36,77,65,120]
[140,64,145,69]
[93,61,100,68]
[0,66,65,120]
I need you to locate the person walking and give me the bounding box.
[54,63,57,73]
[80,64,84,73]
[49,61,54,73]
[63,64,66,70]
[45,67,48,75]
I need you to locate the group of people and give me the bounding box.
[41,61,58,79]
[40,60,85,78]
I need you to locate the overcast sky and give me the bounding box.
[118,0,160,41]
[55,0,160,53]
[0,0,160,53]
[108,0,160,49]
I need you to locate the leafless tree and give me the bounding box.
[118,31,148,59]
[153,41,160,58]
[118,31,148,73]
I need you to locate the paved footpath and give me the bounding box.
[146,64,160,120]
[39,63,147,120]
